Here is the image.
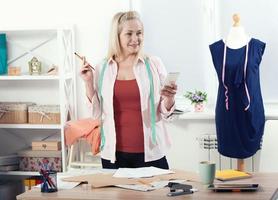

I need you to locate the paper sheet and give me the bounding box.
[115,179,187,192]
[113,167,174,178]
[38,168,115,190]
[62,169,199,189]
[57,173,82,190]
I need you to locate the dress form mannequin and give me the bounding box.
[210,13,265,173]
[225,14,251,49]
[226,14,248,172]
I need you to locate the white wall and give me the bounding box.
[139,0,278,105]
[140,0,218,103]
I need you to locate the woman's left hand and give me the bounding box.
[160,83,177,110]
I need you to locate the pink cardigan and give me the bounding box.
[87,56,175,163]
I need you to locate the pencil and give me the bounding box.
[138,180,153,187]
[74,52,95,71]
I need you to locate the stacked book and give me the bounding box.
[0,154,19,171]
[215,169,252,181]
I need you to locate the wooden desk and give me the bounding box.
[17,173,278,200]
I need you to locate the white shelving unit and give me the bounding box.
[0,171,39,176]
[0,26,77,175]
[0,75,60,80]
[0,124,61,129]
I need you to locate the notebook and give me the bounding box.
[215,169,252,181]
[208,183,259,192]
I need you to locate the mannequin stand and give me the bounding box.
[237,159,244,171]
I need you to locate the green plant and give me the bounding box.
[184,90,207,104]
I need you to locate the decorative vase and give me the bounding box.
[194,102,204,112]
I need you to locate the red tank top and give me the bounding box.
[113,79,144,153]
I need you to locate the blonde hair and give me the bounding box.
[107,11,144,59]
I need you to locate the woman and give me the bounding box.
[80,11,177,169]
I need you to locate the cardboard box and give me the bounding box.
[32,141,61,151]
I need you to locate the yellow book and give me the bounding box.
[216,169,252,181]
[29,179,36,186]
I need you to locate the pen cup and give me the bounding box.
[199,161,216,186]
[40,170,58,193]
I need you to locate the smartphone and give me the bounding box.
[163,72,180,86]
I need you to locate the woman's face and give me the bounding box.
[119,19,143,56]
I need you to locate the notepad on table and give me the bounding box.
[208,183,259,191]
[215,169,252,181]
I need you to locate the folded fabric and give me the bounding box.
[65,118,101,155]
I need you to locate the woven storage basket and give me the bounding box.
[28,105,60,124]
[0,102,34,124]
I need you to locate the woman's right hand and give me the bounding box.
[79,56,94,83]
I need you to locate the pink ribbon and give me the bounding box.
[222,41,250,111]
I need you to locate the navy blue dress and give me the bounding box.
[209,38,266,159]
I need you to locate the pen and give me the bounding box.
[74,52,95,71]
[138,180,153,187]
